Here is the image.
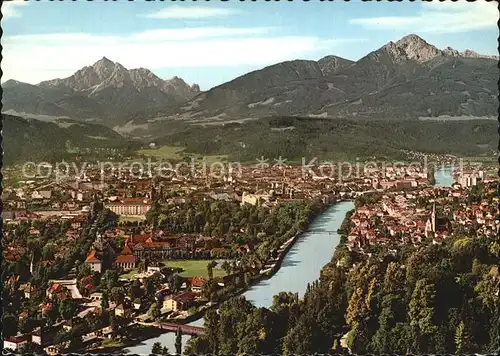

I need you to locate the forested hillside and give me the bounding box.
[1,114,140,165]
[156,117,496,161]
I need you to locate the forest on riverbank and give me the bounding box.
[184,198,499,355]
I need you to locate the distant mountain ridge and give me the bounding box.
[38,57,200,97]
[132,33,497,134]
[2,34,497,135]
[3,57,200,125]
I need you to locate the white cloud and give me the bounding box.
[2,28,364,84]
[141,6,241,19]
[2,0,29,20]
[349,0,497,34]
[6,27,273,44]
[130,27,273,41]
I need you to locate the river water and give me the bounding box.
[123,201,355,354]
[124,168,454,354]
[435,167,455,187]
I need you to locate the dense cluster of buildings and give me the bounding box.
[346,183,498,253]
[3,158,494,353]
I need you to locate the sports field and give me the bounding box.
[161,260,227,278]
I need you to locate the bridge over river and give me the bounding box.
[123,169,456,355]
[123,201,355,354]
[304,229,337,235]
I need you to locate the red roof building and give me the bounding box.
[115,244,136,271]
[191,277,207,292]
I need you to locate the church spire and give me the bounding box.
[432,202,436,232]
[30,254,34,275]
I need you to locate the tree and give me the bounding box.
[172,275,184,294]
[151,341,170,355]
[408,279,438,353]
[145,278,156,296]
[19,316,37,334]
[346,321,369,354]
[207,261,217,280]
[455,321,472,354]
[53,330,69,345]
[129,279,142,300]
[152,342,163,355]
[3,314,18,337]
[58,299,77,321]
[175,328,182,355]
[149,303,161,321]
[100,270,119,291]
[101,291,110,309]
[346,287,368,326]
[110,286,125,305]
[282,316,316,355]
[221,260,231,275]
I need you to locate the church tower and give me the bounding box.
[431,202,436,233]
[30,254,34,275]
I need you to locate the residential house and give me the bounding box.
[4,336,28,352]
[133,299,142,310]
[163,292,196,312]
[191,277,207,293]
[85,250,102,273]
[31,328,43,346]
[114,303,133,318]
[46,283,70,300]
[147,262,166,274]
[19,283,31,299]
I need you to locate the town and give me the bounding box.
[2,157,494,354]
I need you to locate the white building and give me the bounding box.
[4,336,28,352]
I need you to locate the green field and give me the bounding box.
[137,145,228,166]
[137,145,186,160]
[161,260,227,278]
[119,260,226,280]
[120,268,139,280]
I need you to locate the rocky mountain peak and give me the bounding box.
[93,56,115,67]
[461,49,499,60]
[463,49,479,57]
[3,79,24,87]
[317,55,354,76]
[443,46,461,57]
[396,34,427,46]
[91,57,116,80]
[390,34,442,63]
[163,76,201,97]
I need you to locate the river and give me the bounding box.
[122,168,455,354]
[123,200,355,354]
[435,167,455,187]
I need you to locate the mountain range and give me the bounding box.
[2,57,200,124]
[2,34,498,138]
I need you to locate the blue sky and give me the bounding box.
[2,0,498,90]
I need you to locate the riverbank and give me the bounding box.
[87,325,164,354]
